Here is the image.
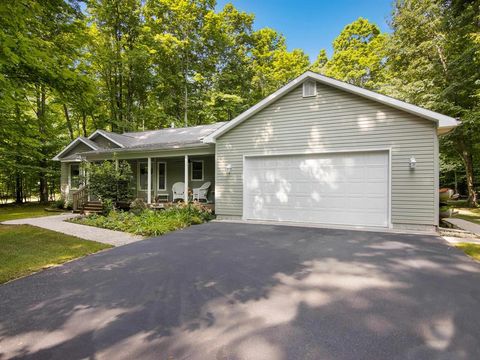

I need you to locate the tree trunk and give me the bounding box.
[81,111,88,137]
[36,85,49,203]
[15,172,23,204]
[63,103,74,140]
[462,149,477,207]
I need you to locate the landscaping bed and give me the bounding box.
[71,202,214,237]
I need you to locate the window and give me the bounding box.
[138,162,148,190]
[157,162,167,191]
[190,160,204,181]
[302,80,317,97]
[70,164,82,189]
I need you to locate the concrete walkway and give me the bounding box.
[443,217,480,235]
[2,214,143,246]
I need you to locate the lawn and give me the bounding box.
[456,243,480,261]
[0,224,111,284]
[0,202,63,222]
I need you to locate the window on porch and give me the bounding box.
[191,160,204,181]
[138,162,148,191]
[157,162,167,191]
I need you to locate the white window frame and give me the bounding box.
[190,160,204,181]
[69,163,82,190]
[302,80,317,97]
[157,161,167,191]
[137,161,148,191]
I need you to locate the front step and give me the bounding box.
[82,201,103,214]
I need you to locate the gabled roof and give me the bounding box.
[52,137,99,161]
[203,71,460,142]
[82,123,226,155]
[88,130,130,148]
[53,123,226,160]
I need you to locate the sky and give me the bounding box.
[215,0,393,61]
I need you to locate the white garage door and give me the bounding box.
[244,151,389,227]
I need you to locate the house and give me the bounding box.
[54,71,459,231]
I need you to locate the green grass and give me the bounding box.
[0,203,63,222]
[72,203,214,236]
[0,224,111,284]
[455,242,480,261]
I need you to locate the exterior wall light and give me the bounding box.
[225,164,232,175]
[409,156,417,169]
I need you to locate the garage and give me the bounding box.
[207,72,459,231]
[243,151,390,227]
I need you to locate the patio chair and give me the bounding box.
[172,182,185,202]
[192,182,211,202]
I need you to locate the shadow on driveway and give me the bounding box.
[0,222,479,359]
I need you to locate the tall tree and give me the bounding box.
[250,28,310,101]
[310,49,328,74]
[387,0,480,206]
[87,0,148,132]
[144,0,219,127]
[0,0,86,202]
[324,17,388,88]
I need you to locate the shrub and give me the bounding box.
[53,198,66,209]
[72,202,214,236]
[86,160,133,204]
[102,198,115,215]
[130,198,147,214]
[65,200,73,210]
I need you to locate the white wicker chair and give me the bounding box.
[192,182,211,202]
[172,182,185,202]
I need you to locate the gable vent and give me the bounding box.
[302,80,317,97]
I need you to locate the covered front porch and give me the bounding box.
[125,154,215,204]
[61,147,216,208]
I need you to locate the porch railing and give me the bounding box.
[72,185,89,211]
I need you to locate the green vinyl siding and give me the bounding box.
[215,81,437,229]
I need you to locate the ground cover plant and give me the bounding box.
[71,202,214,237]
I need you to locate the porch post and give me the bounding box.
[115,159,119,170]
[184,155,189,202]
[147,157,152,204]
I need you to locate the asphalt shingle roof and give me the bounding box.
[83,122,228,155]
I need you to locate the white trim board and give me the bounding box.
[53,137,99,161]
[203,71,459,143]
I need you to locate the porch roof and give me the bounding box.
[55,122,227,161]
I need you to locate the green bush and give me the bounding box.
[72,202,214,236]
[53,198,66,209]
[65,200,73,210]
[86,160,133,204]
[130,198,147,214]
[102,198,115,215]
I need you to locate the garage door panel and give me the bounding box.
[244,151,389,227]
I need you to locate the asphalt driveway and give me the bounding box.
[1,222,480,360]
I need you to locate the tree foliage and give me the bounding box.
[323,18,388,88]
[386,0,480,206]
[87,160,133,204]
